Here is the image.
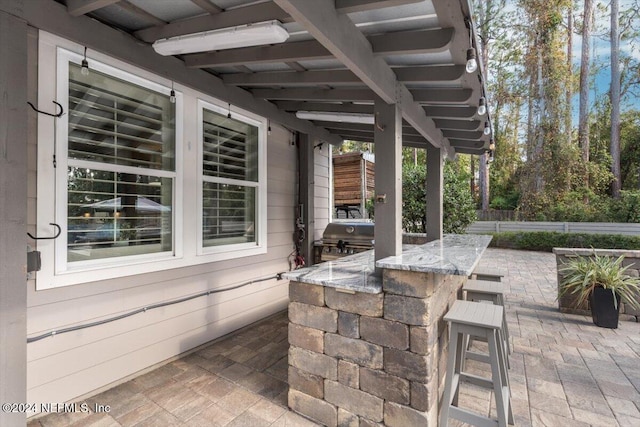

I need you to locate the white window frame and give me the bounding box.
[36,32,269,290]
[196,99,268,260]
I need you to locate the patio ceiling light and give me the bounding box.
[466,48,478,73]
[477,97,486,116]
[152,20,290,56]
[295,111,375,125]
[81,46,89,76]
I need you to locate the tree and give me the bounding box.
[611,0,621,198]
[402,161,476,234]
[578,0,594,185]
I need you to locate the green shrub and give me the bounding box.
[484,231,640,252]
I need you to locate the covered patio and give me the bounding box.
[29,248,640,427]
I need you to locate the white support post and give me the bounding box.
[374,97,402,262]
[426,145,443,242]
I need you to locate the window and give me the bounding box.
[64,61,175,266]
[198,102,266,255]
[36,33,267,289]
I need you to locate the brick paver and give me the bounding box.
[29,248,640,427]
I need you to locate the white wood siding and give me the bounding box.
[314,144,331,242]
[26,123,297,407]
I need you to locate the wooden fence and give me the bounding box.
[467,221,640,236]
[475,210,517,221]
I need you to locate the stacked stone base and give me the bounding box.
[287,270,465,427]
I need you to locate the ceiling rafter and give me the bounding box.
[334,0,423,14]
[273,0,450,152]
[223,65,466,87]
[334,129,428,144]
[135,1,291,42]
[441,130,484,140]
[134,0,430,43]
[67,0,120,16]
[423,106,477,119]
[275,101,374,114]
[434,119,482,130]
[315,120,423,137]
[184,27,455,68]
[118,1,166,27]
[190,0,223,14]
[254,88,472,105]
[252,88,374,102]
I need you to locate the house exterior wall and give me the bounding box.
[24,31,332,409]
[314,144,331,242]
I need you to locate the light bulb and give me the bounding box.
[169,89,176,104]
[477,97,486,116]
[81,59,89,76]
[466,48,478,73]
[483,122,491,135]
[489,140,495,150]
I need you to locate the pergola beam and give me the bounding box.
[184,28,455,68]
[135,2,292,43]
[275,101,373,114]
[274,0,451,150]
[411,88,472,104]
[190,0,223,14]
[335,0,423,14]
[118,1,165,26]
[223,65,465,86]
[424,106,477,119]
[185,40,331,68]
[441,130,484,140]
[434,119,482,130]
[67,0,119,16]
[252,88,375,102]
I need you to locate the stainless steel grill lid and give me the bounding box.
[322,222,374,246]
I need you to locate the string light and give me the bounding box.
[483,121,491,136]
[81,46,90,76]
[466,47,478,73]
[169,81,176,104]
[477,97,486,116]
[489,138,495,151]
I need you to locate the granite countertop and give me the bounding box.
[282,250,382,294]
[283,234,492,293]
[375,234,492,275]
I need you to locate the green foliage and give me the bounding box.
[486,231,640,252]
[558,253,640,310]
[401,161,476,234]
[609,190,640,223]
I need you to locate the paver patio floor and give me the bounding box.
[30,248,640,427]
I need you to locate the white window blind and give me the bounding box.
[201,108,259,247]
[66,63,175,263]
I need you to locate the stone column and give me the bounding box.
[288,269,465,426]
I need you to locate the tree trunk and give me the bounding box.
[477,0,492,211]
[578,0,594,182]
[535,37,545,192]
[610,0,621,198]
[566,6,573,138]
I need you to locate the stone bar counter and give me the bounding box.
[282,234,492,427]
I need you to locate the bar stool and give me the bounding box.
[469,267,504,282]
[463,279,511,358]
[441,300,514,427]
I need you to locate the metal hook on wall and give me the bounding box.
[27,101,64,118]
[27,223,62,240]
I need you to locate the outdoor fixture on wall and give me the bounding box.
[169,81,176,104]
[465,47,478,73]
[477,97,486,116]
[296,111,374,124]
[152,20,290,56]
[81,46,89,76]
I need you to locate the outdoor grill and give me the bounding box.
[317,221,375,262]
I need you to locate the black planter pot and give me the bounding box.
[590,287,620,328]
